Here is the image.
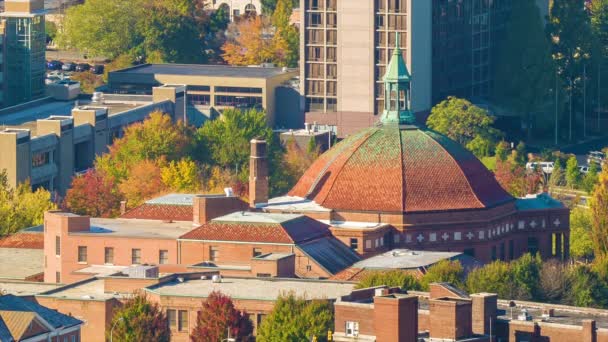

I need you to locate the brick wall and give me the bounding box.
[334,302,375,336]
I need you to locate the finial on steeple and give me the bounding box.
[395,32,401,51]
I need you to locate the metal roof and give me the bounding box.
[0,295,82,330]
[297,237,360,275]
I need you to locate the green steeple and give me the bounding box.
[381,32,414,125]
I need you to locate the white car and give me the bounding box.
[587,151,605,165]
[579,166,589,174]
[526,162,554,174]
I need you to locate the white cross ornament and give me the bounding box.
[530,221,537,228]
[442,233,449,241]
[467,232,474,240]
[417,234,424,243]
[554,219,561,227]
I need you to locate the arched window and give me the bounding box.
[245,4,257,15]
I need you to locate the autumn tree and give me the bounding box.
[96,111,192,182]
[271,0,299,67]
[549,158,565,188]
[589,166,608,257]
[190,291,253,342]
[222,16,288,66]
[161,158,201,192]
[0,170,56,236]
[257,293,333,342]
[108,291,170,342]
[582,161,600,193]
[494,141,510,162]
[118,160,165,207]
[539,259,571,303]
[426,97,502,158]
[64,169,121,218]
[355,270,421,291]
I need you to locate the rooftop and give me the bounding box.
[114,64,293,79]
[213,211,304,225]
[263,196,331,213]
[0,232,43,249]
[516,193,566,211]
[70,218,194,239]
[496,300,608,329]
[351,249,464,270]
[145,277,355,301]
[37,278,122,301]
[0,282,61,297]
[145,194,197,206]
[0,248,43,281]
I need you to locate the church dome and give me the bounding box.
[288,124,514,213]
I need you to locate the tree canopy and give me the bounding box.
[426,97,502,158]
[190,291,253,342]
[0,171,56,236]
[355,270,421,291]
[590,165,608,257]
[63,169,121,218]
[257,293,333,342]
[493,0,554,137]
[108,292,170,342]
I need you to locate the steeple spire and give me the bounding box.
[380,32,414,125]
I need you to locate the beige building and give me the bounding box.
[210,0,260,20]
[107,64,298,127]
[0,86,184,194]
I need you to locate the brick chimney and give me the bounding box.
[249,139,268,208]
[373,294,418,342]
[471,293,497,336]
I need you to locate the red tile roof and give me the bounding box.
[179,216,330,244]
[0,233,44,249]
[290,125,513,213]
[120,204,193,221]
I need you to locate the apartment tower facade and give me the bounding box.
[301,0,547,135]
[0,0,46,108]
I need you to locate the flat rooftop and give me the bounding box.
[0,281,61,297]
[38,278,120,301]
[352,250,464,270]
[69,218,194,239]
[516,193,565,211]
[264,196,331,212]
[115,64,294,79]
[213,211,304,225]
[146,277,354,301]
[497,301,608,329]
[0,97,154,136]
[0,248,43,280]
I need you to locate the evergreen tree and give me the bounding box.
[493,0,554,138]
[514,142,528,166]
[565,156,581,189]
[495,141,510,162]
[547,0,595,140]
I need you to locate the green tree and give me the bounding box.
[514,142,527,166]
[466,261,516,299]
[565,156,581,189]
[108,291,170,342]
[0,171,56,236]
[57,0,146,58]
[160,158,201,192]
[495,141,510,162]
[45,21,58,43]
[420,260,464,290]
[549,158,565,188]
[569,207,594,260]
[510,253,543,300]
[426,97,502,157]
[261,0,298,15]
[493,0,554,138]
[547,0,595,140]
[257,293,333,342]
[567,264,608,308]
[355,270,421,291]
[582,161,600,193]
[589,166,608,257]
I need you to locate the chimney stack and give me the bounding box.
[249,139,268,208]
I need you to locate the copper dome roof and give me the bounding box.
[289,125,514,213]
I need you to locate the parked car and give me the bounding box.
[579,166,589,174]
[75,63,90,72]
[61,62,76,71]
[92,65,105,74]
[526,161,555,174]
[587,151,605,165]
[47,60,63,70]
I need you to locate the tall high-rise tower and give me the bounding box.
[1,0,46,108]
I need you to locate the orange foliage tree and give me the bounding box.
[222,16,288,66]
[118,159,165,207]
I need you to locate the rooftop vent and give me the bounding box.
[212,275,222,283]
[224,187,234,197]
[518,309,532,321]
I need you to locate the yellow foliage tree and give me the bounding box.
[160,158,201,192]
[222,16,285,66]
[590,167,608,257]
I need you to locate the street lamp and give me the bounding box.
[110,317,124,342]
